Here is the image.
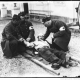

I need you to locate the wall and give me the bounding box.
[28,1,79,18]
[0,1,79,23]
[28,2,51,15]
[28,1,79,23]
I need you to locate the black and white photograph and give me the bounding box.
[0,1,80,77]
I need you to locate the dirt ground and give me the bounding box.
[0,20,80,77]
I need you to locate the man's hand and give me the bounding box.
[19,38,24,42]
[26,38,31,42]
[24,41,30,47]
[24,40,34,48]
[29,42,35,48]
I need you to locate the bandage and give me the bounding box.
[29,26,33,30]
[59,26,65,31]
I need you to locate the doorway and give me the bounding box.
[23,3,29,15]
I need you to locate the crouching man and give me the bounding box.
[1,14,32,59]
[41,16,71,52]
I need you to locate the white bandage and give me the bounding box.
[24,40,30,47]
[29,26,33,30]
[59,26,65,31]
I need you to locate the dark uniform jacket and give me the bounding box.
[1,21,23,58]
[43,20,71,51]
[2,21,22,41]
[18,20,35,41]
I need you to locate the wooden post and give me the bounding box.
[1,4,7,18]
[20,3,24,12]
[12,3,20,17]
[77,2,80,29]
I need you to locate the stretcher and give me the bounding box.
[24,53,60,76]
[23,51,80,76]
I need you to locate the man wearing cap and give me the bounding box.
[1,14,28,58]
[18,12,35,42]
[41,16,71,52]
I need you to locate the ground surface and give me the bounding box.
[0,20,80,77]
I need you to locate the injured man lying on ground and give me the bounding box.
[23,34,78,70]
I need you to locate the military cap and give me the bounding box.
[42,16,51,23]
[12,14,21,20]
[18,12,25,17]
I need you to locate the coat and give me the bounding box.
[2,21,22,41]
[1,21,23,58]
[18,20,35,41]
[53,30,71,51]
[43,20,71,51]
[38,47,66,64]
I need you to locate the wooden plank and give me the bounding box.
[30,58,60,75]
[24,54,60,76]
